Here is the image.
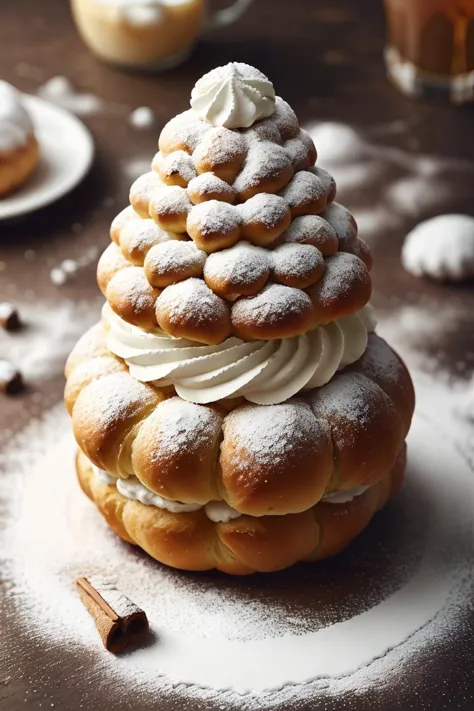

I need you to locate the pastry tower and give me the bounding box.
[65,64,414,575]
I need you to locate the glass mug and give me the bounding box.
[383,0,474,103]
[70,0,254,71]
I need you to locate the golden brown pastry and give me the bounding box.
[0,81,39,197]
[65,63,414,575]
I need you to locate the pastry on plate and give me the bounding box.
[0,81,39,197]
[65,63,415,575]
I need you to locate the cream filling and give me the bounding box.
[93,465,240,522]
[103,302,376,406]
[93,465,372,517]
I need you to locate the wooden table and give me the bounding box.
[1,1,474,709]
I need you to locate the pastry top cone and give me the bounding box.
[98,63,373,345]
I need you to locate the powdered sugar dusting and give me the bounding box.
[147,396,221,456]
[316,253,367,302]
[223,399,322,469]
[233,143,291,194]
[204,242,270,289]
[231,283,312,327]
[237,193,289,229]
[156,278,229,324]
[74,371,156,431]
[2,372,474,705]
[85,574,144,618]
[188,200,242,236]
[279,171,325,209]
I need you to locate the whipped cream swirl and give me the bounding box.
[0,81,34,152]
[103,302,376,405]
[190,63,276,129]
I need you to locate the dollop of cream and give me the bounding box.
[103,302,376,405]
[190,63,276,129]
[0,81,34,152]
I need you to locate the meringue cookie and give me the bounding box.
[402,214,474,281]
[190,63,276,129]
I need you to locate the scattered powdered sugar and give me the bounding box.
[85,574,144,618]
[2,370,474,706]
[231,283,312,327]
[50,247,100,286]
[305,120,474,243]
[129,106,156,130]
[402,214,474,281]
[0,359,18,381]
[1,297,103,383]
[38,76,104,116]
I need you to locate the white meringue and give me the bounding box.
[402,214,474,281]
[190,63,276,129]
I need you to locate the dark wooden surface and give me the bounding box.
[1,0,474,709]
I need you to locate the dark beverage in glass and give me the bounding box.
[383,0,474,103]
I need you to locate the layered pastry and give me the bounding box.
[0,81,39,197]
[65,64,415,575]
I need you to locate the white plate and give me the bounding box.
[0,95,94,221]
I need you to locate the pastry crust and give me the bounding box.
[103,99,373,345]
[65,70,414,576]
[66,324,414,518]
[76,444,406,574]
[0,134,39,197]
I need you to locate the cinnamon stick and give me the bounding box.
[76,576,149,653]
